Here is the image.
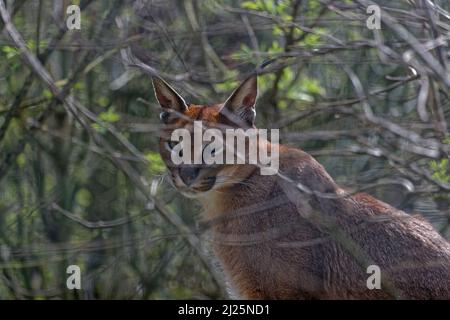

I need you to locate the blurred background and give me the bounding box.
[0,0,449,299]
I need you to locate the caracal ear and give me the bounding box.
[152,76,188,118]
[222,75,257,126]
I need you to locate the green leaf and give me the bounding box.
[430,159,450,183]
[3,46,20,59]
[98,109,120,123]
[98,96,109,107]
[16,153,26,167]
[302,78,325,95]
[43,89,52,98]
[241,1,260,10]
[145,151,166,174]
[76,188,93,207]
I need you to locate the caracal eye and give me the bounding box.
[167,140,178,150]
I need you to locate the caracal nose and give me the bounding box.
[179,167,200,186]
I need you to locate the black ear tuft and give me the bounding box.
[152,76,188,113]
[221,75,258,126]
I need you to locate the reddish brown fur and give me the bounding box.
[156,82,450,300]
